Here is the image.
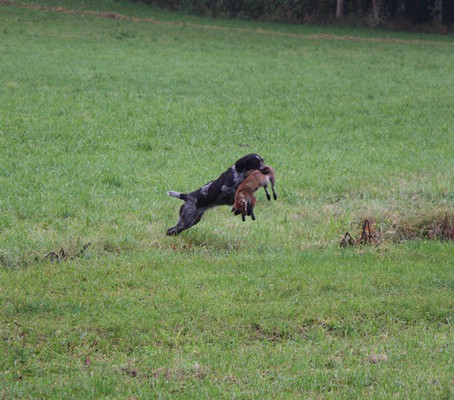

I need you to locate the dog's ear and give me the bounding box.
[235,154,264,172]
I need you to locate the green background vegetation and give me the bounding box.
[0,1,453,398]
[134,0,454,29]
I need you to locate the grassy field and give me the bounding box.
[1,1,453,398]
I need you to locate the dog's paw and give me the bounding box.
[166,227,179,236]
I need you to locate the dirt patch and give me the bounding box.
[1,0,451,46]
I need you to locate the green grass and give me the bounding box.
[1,1,453,398]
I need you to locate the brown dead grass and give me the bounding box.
[392,212,454,242]
[341,213,454,247]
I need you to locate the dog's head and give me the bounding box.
[235,154,266,172]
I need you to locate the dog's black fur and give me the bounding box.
[167,154,266,235]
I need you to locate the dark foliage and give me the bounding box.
[131,0,453,31]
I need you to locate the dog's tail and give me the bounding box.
[168,191,188,201]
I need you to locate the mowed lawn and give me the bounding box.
[0,1,453,398]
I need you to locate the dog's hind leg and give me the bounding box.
[166,201,208,236]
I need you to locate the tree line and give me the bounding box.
[132,0,453,31]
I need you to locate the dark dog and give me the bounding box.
[167,154,267,235]
[232,166,277,221]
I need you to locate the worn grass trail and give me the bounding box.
[0,1,453,398]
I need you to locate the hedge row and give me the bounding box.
[132,0,454,28]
